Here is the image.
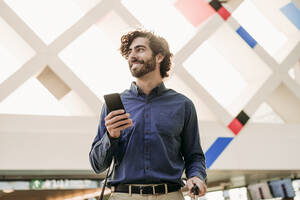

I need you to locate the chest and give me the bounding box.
[122,96,185,136]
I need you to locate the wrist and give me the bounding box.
[107,132,120,140]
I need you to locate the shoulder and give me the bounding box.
[120,89,131,96]
[120,89,134,99]
[165,89,194,106]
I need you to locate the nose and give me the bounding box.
[128,50,136,60]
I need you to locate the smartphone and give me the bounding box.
[103,93,126,113]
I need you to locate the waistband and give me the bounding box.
[111,183,181,195]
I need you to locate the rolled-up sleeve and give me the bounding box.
[181,100,207,182]
[89,104,119,173]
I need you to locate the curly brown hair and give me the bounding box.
[120,30,173,78]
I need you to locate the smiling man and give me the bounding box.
[89,30,207,200]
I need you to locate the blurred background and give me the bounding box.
[0,0,300,199]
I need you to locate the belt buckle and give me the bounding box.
[139,186,154,195]
[139,186,145,195]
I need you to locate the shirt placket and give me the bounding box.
[144,96,151,173]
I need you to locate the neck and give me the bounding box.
[136,71,163,96]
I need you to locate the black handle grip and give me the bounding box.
[192,184,199,195]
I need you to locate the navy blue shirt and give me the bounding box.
[89,82,206,186]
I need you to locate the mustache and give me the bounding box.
[130,59,144,64]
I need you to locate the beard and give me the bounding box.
[129,56,156,78]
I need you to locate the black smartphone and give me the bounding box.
[103,93,126,113]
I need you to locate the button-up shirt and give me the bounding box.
[89,82,206,186]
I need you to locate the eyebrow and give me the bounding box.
[129,45,146,51]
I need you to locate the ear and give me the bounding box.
[155,53,165,64]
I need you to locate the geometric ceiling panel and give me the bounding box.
[250,0,299,34]
[59,24,133,102]
[0,78,70,116]
[174,0,216,27]
[251,0,299,37]
[236,110,250,126]
[72,0,103,14]
[289,68,296,80]
[59,90,96,116]
[250,102,285,124]
[94,10,132,50]
[3,0,86,44]
[288,61,300,85]
[209,0,222,12]
[0,17,35,85]
[248,0,300,63]
[121,0,198,53]
[280,2,300,30]
[236,26,257,48]
[267,83,300,123]
[201,135,220,153]
[209,23,273,116]
[205,137,234,168]
[232,0,287,57]
[184,41,247,115]
[208,0,231,21]
[35,65,95,116]
[217,6,231,21]
[36,66,71,100]
[165,74,218,121]
[183,40,247,116]
[184,23,272,117]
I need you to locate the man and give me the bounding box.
[89,30,207,200]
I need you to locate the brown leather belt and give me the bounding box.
[113,183,181,195]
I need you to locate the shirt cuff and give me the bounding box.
[188,173,207,184]
[106,132,120,144]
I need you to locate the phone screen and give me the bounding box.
[103,93,126,113]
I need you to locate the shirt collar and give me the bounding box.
[130,81,167,96]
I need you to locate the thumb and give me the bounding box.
[187,180,194,190]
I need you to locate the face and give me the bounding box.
[128,37,157,78]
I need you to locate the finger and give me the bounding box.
[188,192,196,199]
[105,109,125,120]
[105,113,130,126]
[115,120,133,132]
[105,109,126,121]
[106,113,130,125]
[108,119,132,132]
[186,180,194,191]
[200,182,207,194]
[110,119,132,129]
[196,182,206,196]
[202,184,207,195]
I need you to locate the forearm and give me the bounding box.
[185,153,207,182]
[89,132,118,173]
[182,101,207,182]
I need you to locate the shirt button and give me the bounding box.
[146,114,149,118]
[146,166,149,170]
[146,130,149,134]
[145,145,149,153]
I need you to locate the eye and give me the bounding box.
[137,48,145,52]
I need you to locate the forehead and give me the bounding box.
[129,37,150,49]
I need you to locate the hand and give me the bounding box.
[104,109,133,138]
[186,176,207,199]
